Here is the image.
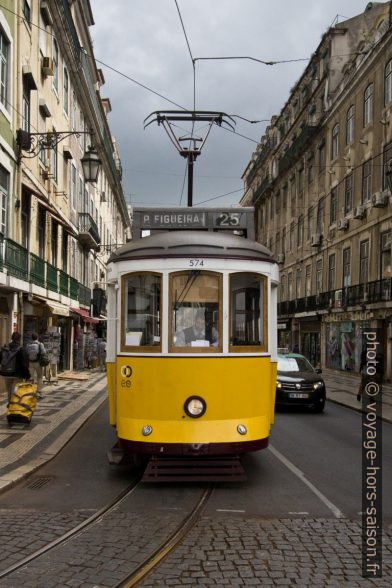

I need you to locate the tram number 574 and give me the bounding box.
[215,212,241,227]
[189,259,204,267]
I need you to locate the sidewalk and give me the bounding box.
[323,367,392,423]
[0,370,107,494]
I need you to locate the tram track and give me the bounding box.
[0,478,213,586]
[117,484,213,587]
[0,478,142,581]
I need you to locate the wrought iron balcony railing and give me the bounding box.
[78,212,101,249]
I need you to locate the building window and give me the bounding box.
[359,240,369,284]
[330,187,337,225]
[38,206,46,258]
[51,142,58,184]
[63,67,69,115]
[282,184,288,209]
[318,141,326,173]
[281,275,286,301]
[288,272,293,299]
[307,207,313,240]
[0,165,9,235]
[23,0,31,23]
[343,247,351,287]
[385,59,392,105]
[62,232,68,272]
[381,231,391,278]
[316,260,323,294]
[0,29,10,110]
[276,231,280,255]
[297,215,304,247]
[305,265,311,296]
[344,174,353,214]
[307,156,315,184]
[53,39,59,92]
[331,123,339,160]
[363,83,373,127]
[362,160,372,203]
[282,228,286,253]
[290,222,295,252]
[22,78,30,133]
[316,197,325,235]
[51,220,58,267]
[346,105,355,144]
[290,176,296,207]
[298,167,304,196]
[383,141,392,190]
[71,164,77,209]
[328,253,336,291]
[296,269,301,298]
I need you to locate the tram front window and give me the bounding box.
[123,273,161,349]
[171,271,221,351]
[230,273,267,350]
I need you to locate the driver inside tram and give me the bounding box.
[175,309,218,347]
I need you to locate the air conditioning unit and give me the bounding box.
[100,191,107,202]
[371,191,389,208]
[337,218,349,231]
[277,253,285,264]
[353,205,365,219]
[42,56,54,76]
[311,233,322,247]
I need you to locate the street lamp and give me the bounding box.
[16,128,102,183]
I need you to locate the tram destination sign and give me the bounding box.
[132,207,255,239]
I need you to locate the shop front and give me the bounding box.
[325,315,371,373]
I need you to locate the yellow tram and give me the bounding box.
[106,208,279,479]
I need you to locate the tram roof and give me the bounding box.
[108,231,274,263]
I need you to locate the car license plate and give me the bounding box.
[289,393,309,399]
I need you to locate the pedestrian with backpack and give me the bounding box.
[26,333,46,397]
[0,332,30,401]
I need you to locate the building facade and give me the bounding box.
[241,2,392,380]
[0,0,130,373]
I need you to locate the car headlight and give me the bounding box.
[313,381,324,390]
[277,381,282,389]
[184,396,206,418]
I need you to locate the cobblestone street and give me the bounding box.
[140,517,392,587]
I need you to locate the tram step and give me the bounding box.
[142,456,246,482]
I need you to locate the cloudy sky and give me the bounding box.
[90,0,368,209]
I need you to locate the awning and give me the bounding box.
[47,301,70,317]
[70,307,99,324]
[33,296,70,317]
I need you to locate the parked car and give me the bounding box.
[276,353,326,413]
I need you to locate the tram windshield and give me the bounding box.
[123,273,161,349]
[171,271,221,351]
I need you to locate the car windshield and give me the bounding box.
[278,356,315,373]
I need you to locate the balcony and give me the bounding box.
[252,175,272,204]
[78,213,101,250]
[4,238,28,280]
[69,277,79,300]
[278,279,392,317]
[59,270,69,296]
[46,262,58,292]
[78,283,91,307]
[278,124,319,175]
[30,253,45,287]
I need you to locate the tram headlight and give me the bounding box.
[142,425,153,436]
[184,396,206,418]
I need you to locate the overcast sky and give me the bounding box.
[90,0,369,209]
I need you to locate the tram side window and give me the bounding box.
[230,273,267,349]
[171,271,221,351]
[123,273,161,349]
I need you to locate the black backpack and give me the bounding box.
[0,344,19,375]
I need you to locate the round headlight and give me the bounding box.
[142,425,153,436]
[277,381,282,389]
[184,396,206,418]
